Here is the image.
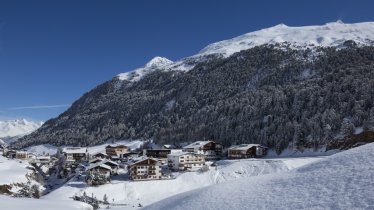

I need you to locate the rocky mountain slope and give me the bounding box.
[14,22,374,152]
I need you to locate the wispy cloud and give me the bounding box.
[7,104,70,110]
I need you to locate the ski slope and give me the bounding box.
[144,143,374,210]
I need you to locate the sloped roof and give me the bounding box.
[106,144,128,149]
[130,158,160,166]
[86,163,112,171]
[228,144,264,151]
[183,141,212,149]
[168,152,205,157]
[62,147,87,154]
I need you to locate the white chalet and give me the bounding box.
[167,152,206,171]
[129,158,162,181]
[62,147,88,163]
[228,144,268,159]
[183,141,223,160]
[86,163,112,178]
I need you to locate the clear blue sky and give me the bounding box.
[0,0,373,121]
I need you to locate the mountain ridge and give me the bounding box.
[13,22,374,152]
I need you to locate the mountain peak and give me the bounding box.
[117,56,173,82]
[198,22,374,57]
[0,119,43,138]
[145,56,173,68]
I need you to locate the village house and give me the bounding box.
[167,152,206,171]
[100,159,119,174]
[89,158,104,164]
[128,158,162,181]
[62,147,88,163]
[162,144,177,149]
[15,151,30,160]
[36,155,51,163]
[183,141,223,160]
[27,153,37,161]
[143,149,171,159]
[4,149,16,159]
[91,152,109,160]
[86,163,112,179]
[228,144,268,159]
[105,145,129,159]
[122,152,140,160]
[0,144,5,154]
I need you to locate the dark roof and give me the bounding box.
[106,144,128,149]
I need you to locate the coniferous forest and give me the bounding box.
[15,43,374,153]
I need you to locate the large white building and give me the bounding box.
[167,152,206,171]
[62,147,88,163]
[129,158,162,181]
[183,141,223,160]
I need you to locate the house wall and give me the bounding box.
[168,154,205,171]
[130,164,162,180]
[106,146,129,157]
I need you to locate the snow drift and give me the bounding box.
[144,143,374,210]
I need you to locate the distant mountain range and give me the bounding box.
[0,119,43,145]
[14,21,374,152]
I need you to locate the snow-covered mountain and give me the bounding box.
[198,21,374,57]
[117,21,374,82]
[144,143,374,210]
[118,56,173,82]
[0,119,43,138]
[15,21,374,150]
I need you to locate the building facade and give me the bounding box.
[228,144,267,159]
[105,145,129,159]
[183,141,223,160]
[128,158,162,181]
[62,147,88,163]
[167,152,206,171]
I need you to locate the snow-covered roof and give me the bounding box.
[168,152,204,157]
[130,158,160,166]
[183,141,212,149]
[36,156,50,160]
[101,159,119,166]
[62,147,87,154]
[86,163,112,171]
[89,158,103,164]
[229,144,264,151]
[92,152,109,156]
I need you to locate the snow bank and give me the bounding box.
[0,195,92,210]
[144,143,374,210]
[45,157,322,209]
[0,156,33,185]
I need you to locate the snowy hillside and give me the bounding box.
[198,21,374,57]
[0,119,43,138]
[118,57,173,82]
[144,143,374,210]
[44,156,323,209]
[117,21,374,82]
[0,156,33,185]
[0,195,93,210]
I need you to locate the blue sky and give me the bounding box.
[0,0,373,121]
